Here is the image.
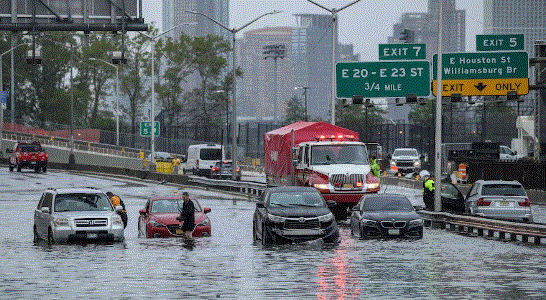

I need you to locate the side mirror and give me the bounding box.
[6,148,13,153]
[203,207,211,214]
[115,205,123,213]
[256,201,265,208]
[138,208,147,215]
[41,207,50,214]
[327,200,337,208]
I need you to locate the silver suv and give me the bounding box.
[33,188,125,243]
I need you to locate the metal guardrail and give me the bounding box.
[419,210,546,245]
[189,176,266,197]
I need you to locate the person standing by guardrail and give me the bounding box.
[423,176,435,210]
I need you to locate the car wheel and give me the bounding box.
[252,221,257,242]
[47,228,54,244]
[9,165,13,172]
[42,165,47,173]
[35,166,40,173]
[359,225,366,239]
[33,225,40,243]
[17,165,21,172]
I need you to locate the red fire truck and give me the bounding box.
[264,121,379,220]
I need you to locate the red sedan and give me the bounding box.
[138,195,211,238]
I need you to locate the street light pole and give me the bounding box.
[139,23,194,171]
[1,44,25,158]
[306,0,360,125]
[89,57,120,146]
[185,10,281,180]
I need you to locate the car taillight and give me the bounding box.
[334,182,341,187]
[476,198,491,206]
[235,167,240,172]
[518,198,530,207]
[355,182,363,187]
[211,167,219,172]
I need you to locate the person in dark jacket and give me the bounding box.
[179,192,195,240]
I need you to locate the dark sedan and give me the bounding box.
[253,186,340,245]
[210,160,241,180]
[350,193,423,239]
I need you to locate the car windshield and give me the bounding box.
[54,193,112,212]
[311,145,368,165]
[362,196,414,211]
[268,191,325,207]
[393,149,418,157]
[20,145,42,152]
[200,148,222,160]
[481,184,526,196]
[151,199,201,213]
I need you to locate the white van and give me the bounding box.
[184,144,224,176]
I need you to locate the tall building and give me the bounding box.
[483,0,546,147]
[162,0,229,41]
[237,27,293,121]
[388,0,465,61]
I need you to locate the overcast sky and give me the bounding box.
[142,0,484,61]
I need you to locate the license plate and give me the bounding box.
[87,233,98,239]
[499,201,509,206]
[30,161,36,164]
[175,229,183,235]
[343,183,353,188]
[283,229,323,236]
[388,229,400,235]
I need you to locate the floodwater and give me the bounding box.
[1,169,545,299]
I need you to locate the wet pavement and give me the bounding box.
[1,168,546,299]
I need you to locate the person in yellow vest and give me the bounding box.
[107,192,128,228]
[370,154,381,178]
[423,176,435,210]
[172,156,181,174]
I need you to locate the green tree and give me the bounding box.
[336,100,386,141]
[284,96,305,124]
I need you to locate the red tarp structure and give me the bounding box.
[264,121,359,176]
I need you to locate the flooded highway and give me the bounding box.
[1,168,546,299]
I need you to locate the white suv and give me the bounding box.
[390,148,422,174]
[33,188,125,243]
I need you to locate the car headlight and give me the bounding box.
[318,212,334,223]
[313,183,329,190]
[267,213,286,223]
[54,217,69,227]
[390,161,396,166]
[112,215,123,225]
[360,218,377,226]
[409,218,423,226]
[414,160,421,167]
[150,220,165,227]
[197,218,210,227]
[367,183,379,189]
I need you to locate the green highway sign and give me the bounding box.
[336,61,430,98]
[476,34,524,51]
[433,51,528,80]
[140,121,160,136]
[379,43,426,60]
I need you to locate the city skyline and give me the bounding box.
[143,0,484,61]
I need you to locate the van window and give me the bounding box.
[200,148,222,160]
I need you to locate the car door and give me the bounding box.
[34,193,46,237]
[466,182,480,213]
[441,182,465,212]
[139,200,151,236]
[37,193,53,237]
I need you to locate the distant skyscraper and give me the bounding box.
[388,0,465,61]
[237,27,293,120]
[162,0,229,41]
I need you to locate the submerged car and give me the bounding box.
[33,188,125,243]
[253,186,340,244]
[465,180,532,222]
[210,160,241,180]
[138,195,211,238]
[350,193,423,239]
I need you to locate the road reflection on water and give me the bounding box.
[2,193,546,299]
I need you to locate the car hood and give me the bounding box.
[361,211,420,222]
[151,212,207,225]
[54,210,117,219]
[311,164,371,176]
[267,206,331,218]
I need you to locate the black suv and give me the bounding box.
[253,186,340,244]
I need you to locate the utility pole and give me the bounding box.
[263,44,285,123]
